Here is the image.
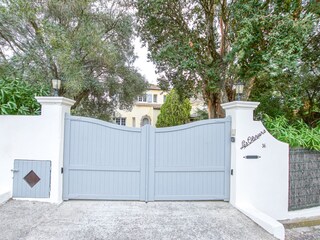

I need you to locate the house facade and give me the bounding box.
[114,84,167,127]
[114,84,207,128]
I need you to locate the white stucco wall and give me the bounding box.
[222,101,289,239]
[0,97,75,204]
[222,101,289,220]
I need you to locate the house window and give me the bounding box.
[138,94,147,102]
[115,117,126,126]
[141,115,151,127]
[142,118,149,126]
[163,95,167,102]
[153,94,157,103]
[138,94,153,103]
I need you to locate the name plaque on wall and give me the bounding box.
[240,129,266,150]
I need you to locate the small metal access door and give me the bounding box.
[63,115,231,201]
[12,160,51,198]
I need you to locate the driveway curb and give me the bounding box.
[236,203,285,240]
[0,191,11,204]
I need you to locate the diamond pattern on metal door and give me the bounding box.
[13,160,51,198]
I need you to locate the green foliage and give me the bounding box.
[0,77,49,115]
[251,73,320,127]
[136,0,226,117]
[193,108,209,121]
[136,0,319,121]
[232,0,320,126]
[0,0,148,119]
[263,115,320,151]
[156,89,192,127]
[230,1,313,78]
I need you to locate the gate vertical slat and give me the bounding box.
[224,117,231,201]
[139,125,148,201]
[63,114,71,200]
[147,126,156,201]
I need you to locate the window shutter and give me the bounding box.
[147,94,152,103]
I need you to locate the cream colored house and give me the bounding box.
[115,84,167,127]
[114,84,206,127]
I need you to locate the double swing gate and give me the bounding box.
[63,115,231,201]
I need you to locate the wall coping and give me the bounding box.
[36,97,76,107]
[221,101,260,110]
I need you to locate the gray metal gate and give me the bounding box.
[63,115,231,201]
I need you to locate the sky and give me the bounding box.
[133,37,158,84]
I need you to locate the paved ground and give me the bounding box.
[0,200,276,240]
[285,226,320,240]
[283,217,320,240]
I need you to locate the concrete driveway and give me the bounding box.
[0,200,275,240]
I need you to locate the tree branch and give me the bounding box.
[29,19,59,78]
[72,89,90,109]
[0,31,25,54]
[0,48,8,61]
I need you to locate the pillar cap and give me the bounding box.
[36,97,76,107]
[221,101,260,110]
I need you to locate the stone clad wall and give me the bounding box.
[289,149,320,210]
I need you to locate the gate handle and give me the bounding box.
[243,155,261,159]
[11,169,19,172]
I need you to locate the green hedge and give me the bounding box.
[0,77,49,115]
[263,115,320,151]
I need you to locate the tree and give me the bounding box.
[136,0,319,119]
[156,89,191,127]
[193,108,209,121]
[233,0,320,127]
[0,76,49,115]
[0,0,148,120]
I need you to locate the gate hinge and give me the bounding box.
[61,167,63,174]
[231,137,235,142]
[231,169,234,175]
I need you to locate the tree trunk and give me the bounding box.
[201,0,229,119]
[207,98,215,119]
[207,93,225,119]
[243,77,256,100]
[71,90,90,109]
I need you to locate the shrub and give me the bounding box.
[0,77,49,115]
[263,115,320,151]
[156,89,191,127]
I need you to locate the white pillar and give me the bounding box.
[221,101,260,205]
[36,97,75,203]
[222,101,289,240]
